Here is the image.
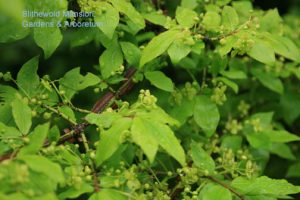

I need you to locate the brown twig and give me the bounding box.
[56,67,137,144]
[92,170,100,192]
[0,68,137,162]
[170,175,183,200]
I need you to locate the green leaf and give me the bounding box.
[11,95,32,134]
[169,97,195,124]
[0,193,28,200]
[198,183,232,200]
[221,135,243,152]
[222,6,239,31]
[269,143,296,160]
[220,70,247,79]
[248,41,275,65]
[70,28,97,48]
[136,106,180,127]
[32,193,58,200]
[0,105,13,125]
[265,34,300,62]
[216,77,239,94]
[0,122,21,138]
[194,95,220,137]
[191,142,215,173]
[191,41,205,54]
[210,53,228,75]
[168,40,191,64]
[263,130,300,143]
[19,155,64,183]
[181,0,198,9]
[94,2,119,39]
[260,9,282,33]
[0,0,29,43]
[175,6,198,28]
[48,125,60,142]
[245,196,276,200]
[95,118,132,166]
[202,11,221,31]
[287,162,300,178]
[143,12,167,27]
[250,112,274,129]
[216,0,231,6]
[246,132,271,149]
[34,27,62,59]
[218,35,238,56]
[17,56,40,97]
[58,106,77,124]
[59,68,101,99]
[131,117,159,163]
[231,176,300,197]
[146,119,186,166]
[120,41,141,66]
[86,112,122,129]
[232,1,252,21]
[58,184,94,199]
[19,123,50,155]
[251,68,284,94]
[0,85,19,103]
[140,29,180,67]
[280,91,300,124]
[144,71,174,92]
[89,189,127,200]
[99,43,123,79]
[109,0,145,30]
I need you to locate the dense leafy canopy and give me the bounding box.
[0,0,300,199]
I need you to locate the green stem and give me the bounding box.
[80,132,90,152]
[208,176,246,200]
[43,104,77,125]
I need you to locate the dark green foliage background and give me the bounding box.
[0,0,300,199]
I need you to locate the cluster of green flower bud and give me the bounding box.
[29,93,50,110]
[94,81,109,93]
[171,90,183,105]
[1,136,24,149]
[177,166,199,185]
[220,148,237,176]
[77,0,99,13]
[124,165,141,191]
[245,160,258,178]
[211,83,227,105]
[111,65,125,76]
[225,119,243,134]
[236,149,251,161]
[216,147,259,178]
[249,118,263,132]
[41,142,59,155]
[169,82,198,106]
[41,78,53,91]
[148,190,170,200]
[0,72,12,81]
[182,82,198,100]
[0,162,30,189]
[164,16,176,29]
[14,164,30,184]
[238,100,250,117]
[63,164,93,189]
[178,29,195,46]
[234,35,255,55]
[138,90,157,107]
[181,186,199,200]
